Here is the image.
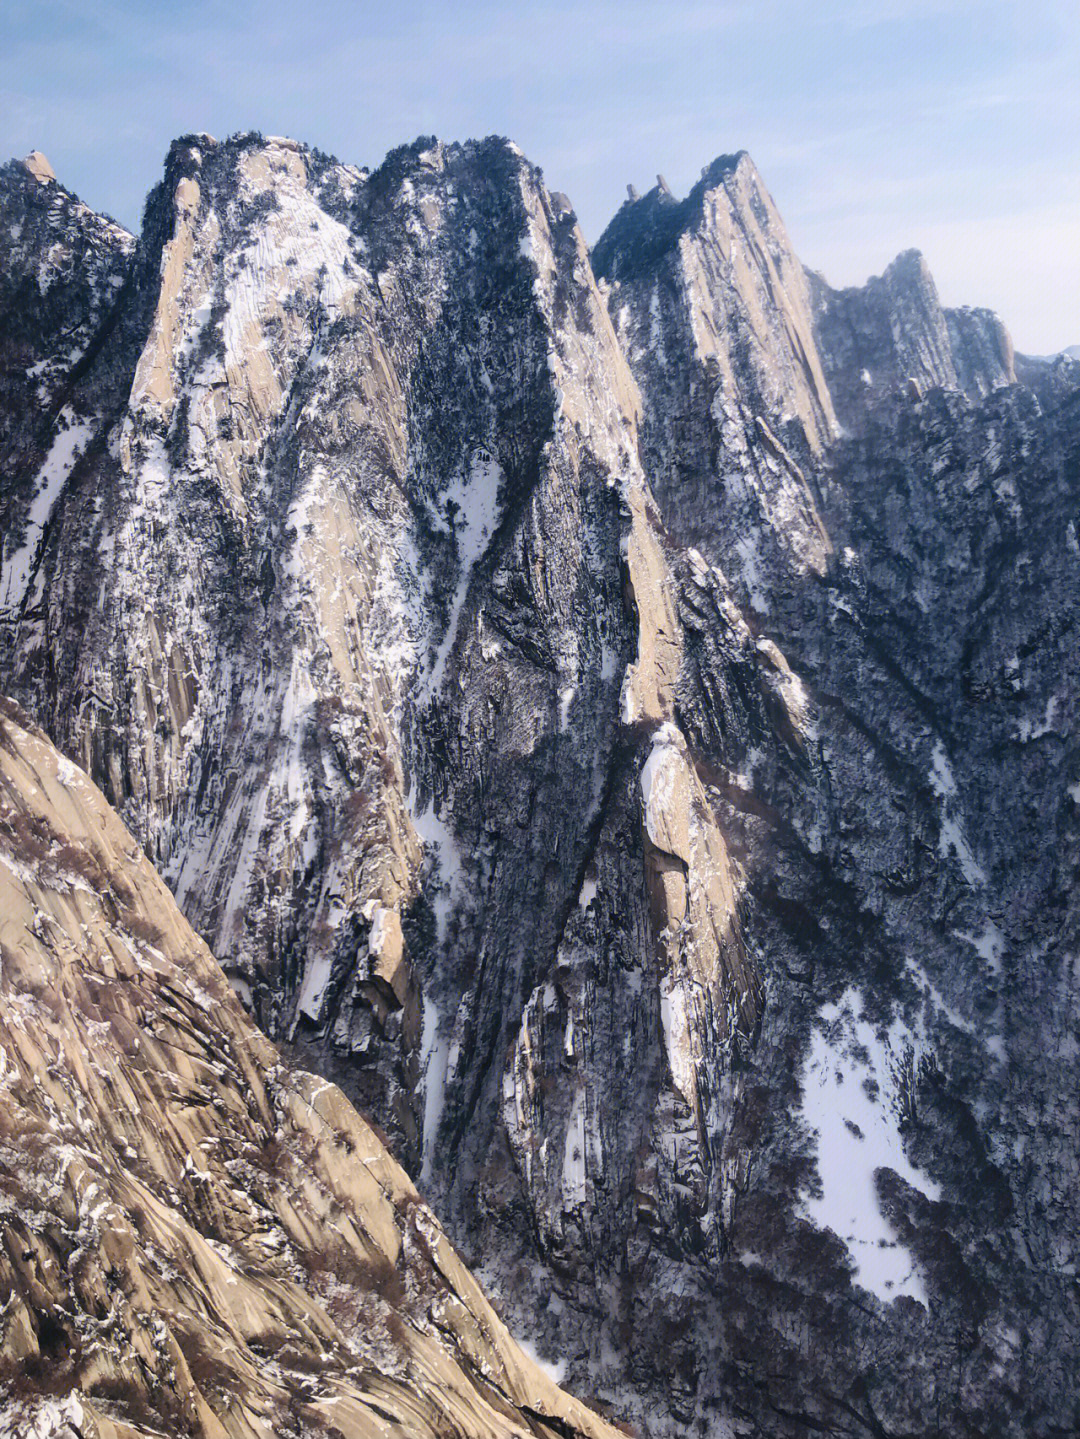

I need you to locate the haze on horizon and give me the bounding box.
[2,0,1077,355]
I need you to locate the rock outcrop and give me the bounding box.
[593,154,835,611]
[0,697,629,1439]
[0,154,134,616]
[808,247,1015,434]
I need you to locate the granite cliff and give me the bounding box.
[0,696,629,1439]
[2,136,1078,1436]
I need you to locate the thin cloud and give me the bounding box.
[2,0,1076,350]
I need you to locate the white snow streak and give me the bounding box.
[939,817,986,887]
[799,989,938,1305]
[412,802,463,945]
[928,741,986,887]
[419,994,452,1186]
[928,741,957,798]
[1,413,92,613]
[562,1086,587,1209]
[423,454,503,696]
[0,1394,86,1439]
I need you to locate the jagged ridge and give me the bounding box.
[1,132,1079,1439]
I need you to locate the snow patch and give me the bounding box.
[294,947,335,1027]
[562,1086,587,1209]
[955,920,1003,976]
[799,988,938,1305]
[734,530,770,612]
[514,1335,568,1386]
[659,973,696,1103]
[928,741,985,887]
[620,666,639,724]
[928,741,957,798]
[1017,694,1059,742]
[939,816,986,888]
[419,994,452,1185]
[558,683,577,731]
[422,453,503,696]
[906,959,974,1035]
[0,1394,86,1439]
[413,801,463,945]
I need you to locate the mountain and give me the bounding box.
[2,136,1079,1437]
[0,696,628,1439]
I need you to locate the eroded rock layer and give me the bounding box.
[0,698,628,1439]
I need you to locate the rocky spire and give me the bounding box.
[21,149,55,183]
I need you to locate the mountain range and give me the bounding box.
[1,132,1078,1438]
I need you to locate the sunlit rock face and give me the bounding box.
[593,154,836,622]
[0,699,629,1439]
[2,132,1080,1438]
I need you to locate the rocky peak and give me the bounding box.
[809,245,1016,431]
[946,302,1015,397]
[592,152,750,278]
[592,151,835,614]
[20,150,56,184]
[0,159,134,627]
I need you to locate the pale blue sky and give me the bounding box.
[2,0,1077,351]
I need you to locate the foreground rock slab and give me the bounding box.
[0,699,627,1439]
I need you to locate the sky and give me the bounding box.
[2,0,1078,353]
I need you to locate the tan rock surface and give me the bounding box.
[21,152,56,184]
[0,699,627,1439]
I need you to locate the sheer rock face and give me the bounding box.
[0,135,760,1391]
[0,133,660,1169]
[593,154,835,612]
[592,164,1080,1438]
[593,153,836,459]
[0,700,628,1439]
[2,134,1080,1439]
[808,247,1016,434]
